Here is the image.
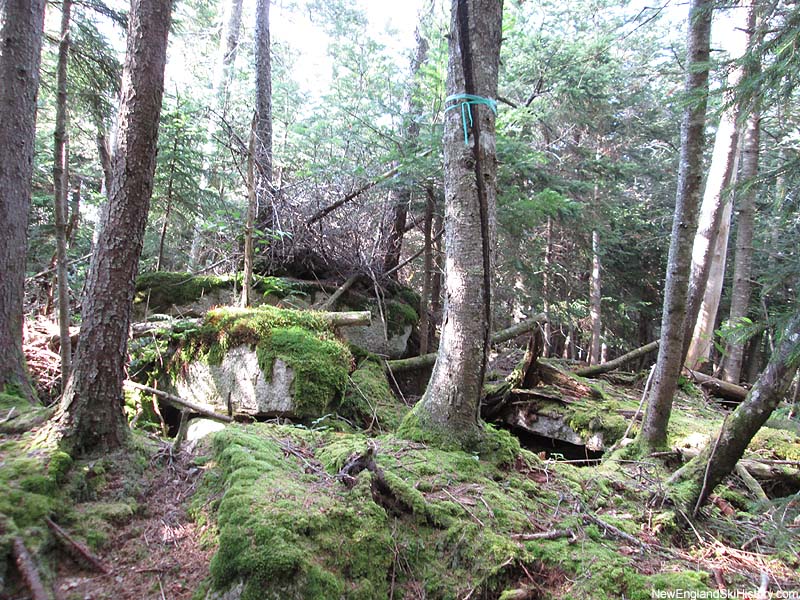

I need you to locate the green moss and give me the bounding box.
[0,391,30,412]
[338,361,408,431]
[568,401,628,443]
[750,427,800,461]
[135,271,234,311]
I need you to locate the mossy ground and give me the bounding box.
[191,420,750,600]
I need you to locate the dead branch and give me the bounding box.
[387,314,547,372]
[12,537,52,600]
[511,528,576,541]
[46,517,111,575]
[574,340,659,377]
[314,274,359,311]
[685,369,748,403]
[124,381,233,423]
[308,164,401,225]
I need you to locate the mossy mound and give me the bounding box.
[195,423,715,599]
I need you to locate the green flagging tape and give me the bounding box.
[445,93,497,145]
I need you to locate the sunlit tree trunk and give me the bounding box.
[400,0,503,448]
[683,3,753,368]
[241,118,257,307]
[589,225,602,365]
[0,0,46,402]
[668,312,800,511]
[638,0,712,453]
[542,216,554,358]
[53,0,74,390]
[50,0,172,455]
[156,135,179,272]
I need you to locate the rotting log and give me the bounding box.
[685,369,748,403]
[124,381,233,423]
[676,446,800,488]
[321,310,371,327]
[46,517,111,574]
[386,313,547,372]
[574,341,659,377]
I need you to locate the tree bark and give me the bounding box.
[543,216,554,358]
[668,312,800,511]
[51,0,172,455]
[401,0,503,448]
[682,4,752,368]
[53,0,74,391]
[637,0,712,453]
[155,134,179,272]
[241,117,257,307]
[723,106,761,383]
[0,0,46,402]
[419,187,435,355]
[253,0,274,238]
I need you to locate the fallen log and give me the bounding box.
[676,446,800,488]
[574,341,659,377]
[685,369,748,403]
[386,313,547,372]
[124,381,233,423]
[314,274,359,311]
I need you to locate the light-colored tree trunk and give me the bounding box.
[685,145,739,370]
[682,3,753,367]
[155,135,179,272]
[51,0,172,455]
[668,312,800,512]
[419,187,435,356]
[0,0,46,403]
[589,226,602,365]
[542,216,553,358]
[400,0,503,449]
[53,0,74,391]
[638,0,712,453]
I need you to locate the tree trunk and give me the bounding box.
[682,4,752,367]
[0,0,46,402]
[668,312,800,512]
[241,117,257,307]
[53,0,74,391]
[253,0,274,238]
[430,204,444,345]
[419,187,435,355]
[51,0,172,455]
[543,216,554,358]
[589,226,602,365]
[400,0,503,449]
[383,24,429,278]
[215,0,244,117]
[723,104,761,383]
[637,0,712,453]
[155,134,179,272]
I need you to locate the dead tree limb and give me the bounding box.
[308,164,401,225]
[685,369,748,403]
[124,381,233,422]
[315,274,359,311]
[12,537,52,600]
[574,341,659,377]
[387,314,547,372]
[511,528,576,541]
[46,517,111,574]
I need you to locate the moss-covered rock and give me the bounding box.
[167,306,353,421]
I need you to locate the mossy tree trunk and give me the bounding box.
[0,0,46,403]
[637,0,712,453]
[400,0,502,449]
[668,312,800,511]
[50,0,172,455]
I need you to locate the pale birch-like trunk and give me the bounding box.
[682,3,753,366]
[0,0,46,402]
[51,0,172,455]
[589,227,602,365]
[638,0,712,453]
[401,0,502,448]
[542,216,553,358]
